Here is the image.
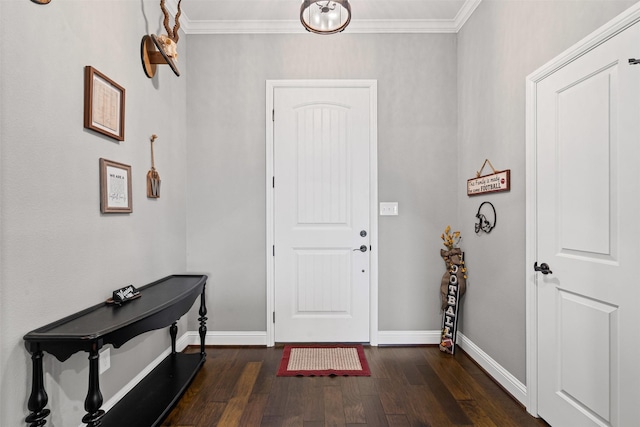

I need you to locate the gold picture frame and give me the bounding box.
[84,66,125,141]
[100,158,132,213]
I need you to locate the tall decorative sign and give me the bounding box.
[439,226,467,354]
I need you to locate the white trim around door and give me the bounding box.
[265,80,379,347]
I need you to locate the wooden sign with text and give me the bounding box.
[467,170,510,196]
[440,262,462,354]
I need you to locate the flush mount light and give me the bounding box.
[300,0,351,35]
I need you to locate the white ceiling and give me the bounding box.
[168,0,482,34]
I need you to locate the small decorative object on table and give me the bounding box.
[439,226,468,354]
[106,285,141,306]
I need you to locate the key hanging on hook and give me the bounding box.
[147,134,161,198]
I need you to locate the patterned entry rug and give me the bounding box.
[277,344,370,377]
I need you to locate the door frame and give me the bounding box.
[265,80,379,347]
[524,3,640,417]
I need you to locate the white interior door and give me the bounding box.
[273,84,373,343]
[534,22,640,426]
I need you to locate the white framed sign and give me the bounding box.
[100,158,132,213]
[467,170,510,196]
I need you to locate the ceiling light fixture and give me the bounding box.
[300,0,351,35]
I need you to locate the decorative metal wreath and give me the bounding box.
[475,201,496,234]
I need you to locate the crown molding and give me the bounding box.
[454,0,482,32]
[167,0,482,35]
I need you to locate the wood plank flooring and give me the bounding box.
[162,346,549,427]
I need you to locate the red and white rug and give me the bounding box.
[277,344,370,377]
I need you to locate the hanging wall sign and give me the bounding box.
[467,159,510,196]
[147,134,161,198]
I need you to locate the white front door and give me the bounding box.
[273,83,374,342]
[534,22,640,426]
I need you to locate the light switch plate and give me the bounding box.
[380,202,398,216]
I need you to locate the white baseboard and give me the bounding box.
[377,330,441,345]
[95,328,526,425]
[457,332,527,406]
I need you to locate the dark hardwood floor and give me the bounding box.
[162,345,549,427]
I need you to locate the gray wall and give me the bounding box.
[456,0,636,383]
[0,1,189,425]
[185,33,459,332]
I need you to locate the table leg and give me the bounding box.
[198,284,207,356]
[25,349,50,427]
[81,346,105,427]
[170,322,178,354]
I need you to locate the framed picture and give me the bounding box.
[100,158,132,213]
[84,66,125,141]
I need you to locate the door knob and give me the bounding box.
[534,262,553,275]
[353,245,368,252]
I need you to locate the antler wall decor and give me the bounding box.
[141,0,182,78]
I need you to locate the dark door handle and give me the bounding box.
[534,262,552,275]
[353,245,368,252]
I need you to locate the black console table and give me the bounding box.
[23,274,208,427]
